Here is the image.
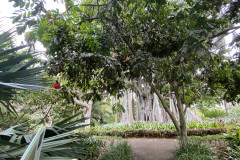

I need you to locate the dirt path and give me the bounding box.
[124,138,178,160]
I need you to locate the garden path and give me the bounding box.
[124,138,178,160]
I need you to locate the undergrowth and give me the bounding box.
[97,142,134,160]
[86,121,238,132]
[174,140,217,160]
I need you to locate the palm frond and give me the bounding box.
[0,115,93,159]
[0,28,49,113]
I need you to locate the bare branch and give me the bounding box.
[81,4,107,7]
[211,26,240,39]
[73,97,90,109]
[201,26,240,43]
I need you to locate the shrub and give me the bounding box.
[201,107,226,118]
[174,140,217,160]
[84,138,105,160]
[229,106,240,118]
[97,142,134,160]
[224,128,240,148]
[224,128,240,159]
[227,146,240,159]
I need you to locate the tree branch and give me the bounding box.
[211,26,240,39]
[81,4,107,7]
[182,82,185,104]
[201,26,240,43]
[73,97,90,109]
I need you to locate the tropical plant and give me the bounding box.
[224,128,240,159]
[97,142,134,160]
[0,113,102,160]
[229,106,240,118]
[174,140,217,160]
[90,100,113,126]
[87,121,235,132]
[0,28,48,117]
[224,128,240,149]
[201,107,227,118]
[227,145,240,160]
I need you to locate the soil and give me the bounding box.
[124,138,178,160]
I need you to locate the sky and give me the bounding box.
[0,0,66,52]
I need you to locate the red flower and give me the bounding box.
[53,83,61,89]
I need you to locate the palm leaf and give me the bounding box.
[0,27,49,114]
[0,115,95,159]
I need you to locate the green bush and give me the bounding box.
[229,106,240,118]
[224,128,240,159]
[227,146,240,159]
[84,138,105,160]
[174,140,217,160]
[201,107,226,118]
[87,121,231,132]
[97,142,134,160]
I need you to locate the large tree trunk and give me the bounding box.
[134,77,157,122]
[115,95,118,123]
[74,98,93,125]
[128,89,134,124]
[223,100,228,115]
[121,91,129,122]
[132,92,135,121]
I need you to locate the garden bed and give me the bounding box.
[80,127,236,138]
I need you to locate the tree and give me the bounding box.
[11,0,240,147]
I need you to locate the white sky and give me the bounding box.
[0,0,65,53]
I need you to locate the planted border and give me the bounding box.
[80,127,237,138]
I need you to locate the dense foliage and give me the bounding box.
[0,29,47,116]
[97,142,134,160]
[224,128,240,159]
[87,121,238,131]
[174,140,217,160]
[0,114,102,160]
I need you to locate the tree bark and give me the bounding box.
[128,89,134,124]
[115,95,118,123]
[174,84,188,147]
[132,92,135,121]
[223,100,228,115]
[121,91,129,122]
[150,84,180,132]
[73,97,93,125]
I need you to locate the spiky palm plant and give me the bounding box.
[0,113,97,160]
[0,28,48,115]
